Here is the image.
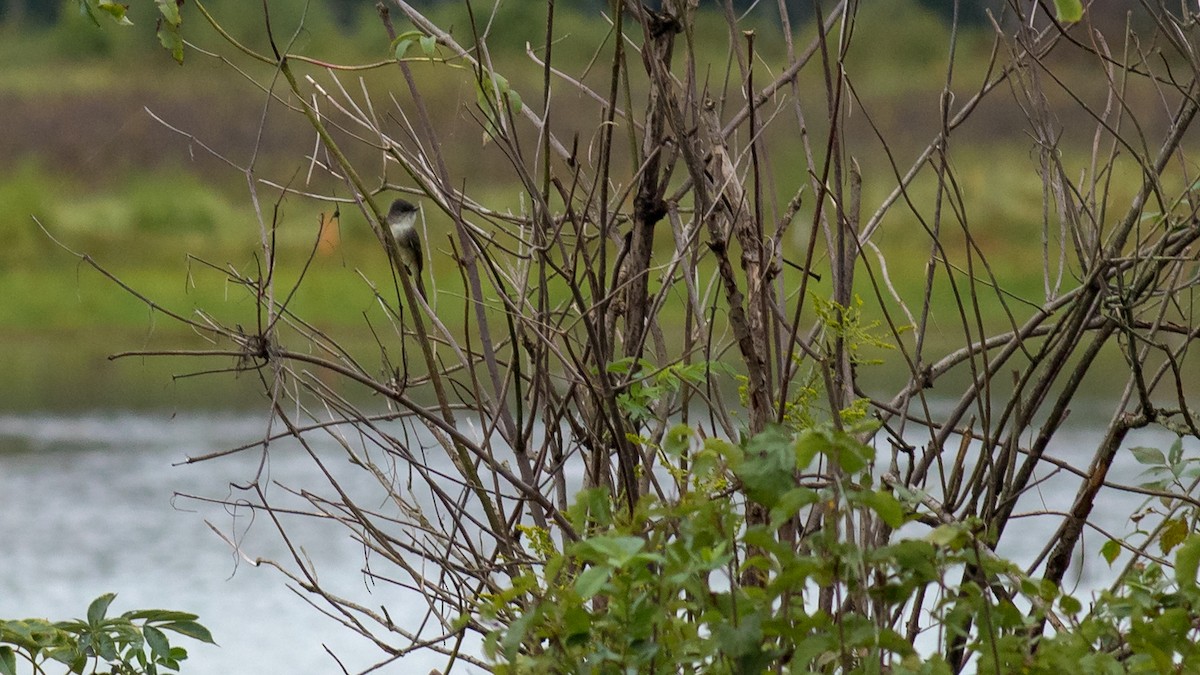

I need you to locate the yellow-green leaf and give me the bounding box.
[1053,0,1083,22]
[863,490,905,528]
[1161,517,1189,555]
[419,35,437,57]
[1100,539,1121,566]
[155,0,181,25]
[156,18,184,64]
[1174,534,1200,592]
[97,1,133,26]
[574,565,611,599]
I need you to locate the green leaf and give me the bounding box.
[97,1,133,26]
[110,621,143,645]
[1100,539,1121,565]
[389,30,423,59]
[475,72,522,129]
[830,432,871,474]
[604,357,636,374]
[506,88,523,114]
[738,425,797,507]
[77,0,102,26]
[715,610,763,658]
[562,605,591,643]
[156,19,184,64]
[0,646,16,675]
[394,38,415,60]
[154,0,181,25]
[1019,577,1040,598]
[87,594,116,626]
[122,610,199,623]
[500,609,536,661]
[482,630,500,660]
[1168,436,1184,465]
[583,535,644,567]
[94,631,119,661]
[144,625,170,657]
[794,427,826,470]
[1038,578,1059,601]
[861,489,905,528]
[928,523,968,549]
[768,486,819,526]
[477,73,506,110]
[574,565,611,599]
[1059,594,1082,614]
[1130,446,1166,466]
[159,621,215,645]
[691,446,719,479]
[1161,518,1189,555]
[663,424,692,458]
[567,488,613,530]
[419,35,437,57]
[1053,0,1083,22]
[885,539,938,582]
[994,599,1024,629]
[1174,534,1200,592]
[705,437,740,465]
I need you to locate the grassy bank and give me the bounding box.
[0,1,1175,351]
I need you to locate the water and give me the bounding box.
[0,411,457,674]
[1,408,1194,673]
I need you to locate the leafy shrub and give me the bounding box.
[0,594,213,675]
[482,423,1200,673]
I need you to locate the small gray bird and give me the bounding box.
[386,198,423,277]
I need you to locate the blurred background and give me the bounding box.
[0,0,1166,408]
[0,0,1169,408]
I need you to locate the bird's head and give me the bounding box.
[387,198,419,234]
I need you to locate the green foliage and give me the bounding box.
[1033,554,1200,674]
[54,2,120,58]
[810,294,897,366]
[1130,436,1200,494]
[479,424,1200,673]
[608,358,722,425]
[70,0,182,62]
[390,29,440,62]
[153,0,183,63]
[475,70,524,144]
[1054,0,1085,23]
[0,594,214,675]
[480,423,928,673]
[69,0,358,64]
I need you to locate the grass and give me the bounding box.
[0,130,1169,336]
[0,1,1183,350]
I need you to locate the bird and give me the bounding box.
[387,198,422,274]
[386,198,427,300]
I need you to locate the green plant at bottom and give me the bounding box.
[479,424,1200,674]
[479,421,927,673]
[0,594,214,675]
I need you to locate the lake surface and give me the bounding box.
[0,410,456,674]
[0,405,1193,673]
